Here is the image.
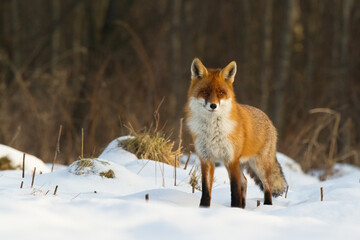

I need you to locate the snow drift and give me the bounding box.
[0,139,359,240]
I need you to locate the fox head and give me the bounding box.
[188,58,237,114]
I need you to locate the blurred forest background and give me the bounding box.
[0,0,359,175]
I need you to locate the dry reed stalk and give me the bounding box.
[9,125,21,146]
[45,190,50,195]
[81,128,84,159]
[174,156,177,186]
[52,124,62,172]
[72,193,81,200]
[178,118,183,153]
[54,185,58,195]
[184,151,192,170]
[31,167,36,188]
[153,97,165,133]
[136,159,158,176]
[20,181,23,188]
[22,153,25,178]
[285,186,289,198]
[152,101,163,185]
[257,200,261,207]
[162,161,165,187]
[174,118,183,186]
[188,165,195,176]
[155,156,157,185]
[320,187,323,201]
[145,193,149,201]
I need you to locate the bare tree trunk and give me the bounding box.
[184,0,193,66]
[241,0,251,84]
[195,0,207,56]
[260,0,273,113]
[11,0,21,68]
[73,1,85,79]
[301,0,316,109]
[329,0,341,104]
[170,0,182,116]
[273,0,296,137]
[51,0,61,73]
[332,0,341,68]
[340,0,354,100]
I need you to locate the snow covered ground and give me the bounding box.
[0,138,360,240]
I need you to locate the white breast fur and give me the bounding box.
[187,97,236,163]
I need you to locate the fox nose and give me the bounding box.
[210,103,217,110]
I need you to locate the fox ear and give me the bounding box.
[191,58,207,79]
[221,61,237,83]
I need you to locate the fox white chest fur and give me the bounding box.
[187,97,236,163]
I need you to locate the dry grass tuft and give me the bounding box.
[73,158,94,172]
[69,158,115,178]
[0,156,20,170]
[189,165,201,192]
[119,125,181,167]
[99,169,115,178]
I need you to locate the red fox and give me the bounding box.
[185,58,287,208]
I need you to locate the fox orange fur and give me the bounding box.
[185,58,287,208]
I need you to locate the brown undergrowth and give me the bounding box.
[286,108,359,180]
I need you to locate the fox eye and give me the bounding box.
[201,90,209,96]
[218,91,225,97]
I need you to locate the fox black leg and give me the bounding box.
[240,171,247,208]
[264,190,273,205]
[227,160,243,208]
[200,161,214,207]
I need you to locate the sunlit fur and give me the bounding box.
[185,58,287,208]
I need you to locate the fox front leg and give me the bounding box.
[199,160,215,207]
[226,160,243,208]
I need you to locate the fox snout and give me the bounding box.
[203,101,218,112]
[190,98,232,113]
[206,102,217,112]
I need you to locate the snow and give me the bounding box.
[0,144,50,173]
[1,142,360,240]
[98,136,138,165]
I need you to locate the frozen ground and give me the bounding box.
[0,138,360,240]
